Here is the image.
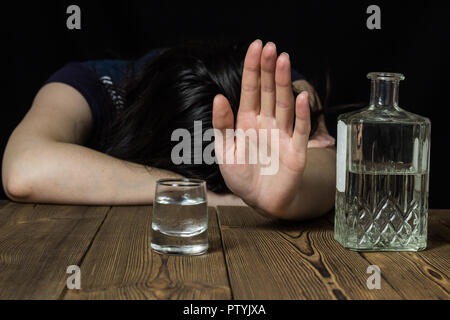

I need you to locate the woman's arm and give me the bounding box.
[276,147,336,220]
[212,40,336,221]
[2,83,246,206]
[1,83,192,205]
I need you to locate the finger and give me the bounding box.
[213,94,235,164]
[260,42,277,117]
[307,139,335,149]
[239,39,262,115]
[275,52,295,134]
[309,130,335,146]
[292,91,311,153]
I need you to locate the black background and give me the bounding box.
[2,1,449,207]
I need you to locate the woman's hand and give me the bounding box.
[212,40,315,218]
[292,79,335,149]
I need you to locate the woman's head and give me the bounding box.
[95,41,320,193]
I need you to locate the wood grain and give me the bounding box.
[0,200,9,210]
[358,209,450,299]
[0,201,447,300]
[327,209,449,299]
[0,203,110,299]
[0,202,36,228]
[217,206,400,299]
[64,206,231,300]
[217,206,450,300]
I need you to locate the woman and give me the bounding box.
[2,40,336,220]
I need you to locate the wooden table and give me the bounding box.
[0,200,448,300]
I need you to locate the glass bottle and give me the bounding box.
[334,72,431,251]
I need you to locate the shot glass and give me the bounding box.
[151,178,208,255]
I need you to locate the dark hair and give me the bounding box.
[93,41,322,193]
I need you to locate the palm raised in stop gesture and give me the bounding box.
[212,40,313,217]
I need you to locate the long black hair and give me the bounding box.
[92,41,322,193]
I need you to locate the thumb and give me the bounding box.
[212,94,235,165]
[213,94,234,131]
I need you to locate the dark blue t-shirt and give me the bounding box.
[43,50,163,133]
[44,50,305,135]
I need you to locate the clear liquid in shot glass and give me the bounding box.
[151,180,208,255]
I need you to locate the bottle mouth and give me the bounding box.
[367,72,405,81]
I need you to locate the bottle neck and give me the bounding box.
[370,79,399,108]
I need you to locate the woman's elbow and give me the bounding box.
[2,166,34,202]
[2,155,33,202]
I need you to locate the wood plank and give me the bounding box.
[359,209,450,299]
[428,210,450,242]
[429,209,450,222]
[327,208,449,298]
[360,250,449,299]
[64,206,231,300]
[0,203,110,299]
[415,210,450,288]
[0,200,9,210]
[217,206,401,299]
[0,202,37,228]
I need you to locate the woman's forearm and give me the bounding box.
[3,137,247,206]
[285,147,336,220]
[3,128,331,210]
[3,139,184,205]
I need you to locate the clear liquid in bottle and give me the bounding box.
[334,73,430,251]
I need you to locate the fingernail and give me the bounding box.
[281,52,290,59]
[266,41,276,49]
[326,136,336,144]
[318,140,329,145]
[253,39,262,46]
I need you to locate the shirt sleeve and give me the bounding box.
[43,62,112,131]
